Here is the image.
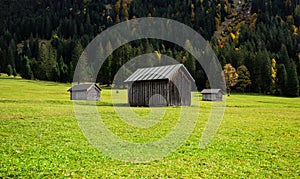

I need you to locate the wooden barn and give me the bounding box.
[200,89,223,101]
[68,83,101,101]
[124,64,195,106]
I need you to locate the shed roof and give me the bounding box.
[67,83,101,92]
[200,89,222,94]
[124,64,195,83]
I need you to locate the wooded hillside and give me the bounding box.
[0,0,299,96]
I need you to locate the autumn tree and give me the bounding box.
[223,63,238,96]
[271,58,277,92]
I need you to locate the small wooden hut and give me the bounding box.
[200,89,223,101]
[68,83,101,101]
[124,64,195,106]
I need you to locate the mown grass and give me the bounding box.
[0,77,299,178]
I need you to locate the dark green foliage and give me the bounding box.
[31,43,57,81]
[261,50,272,94]
[20,56,33,80]
[277,45,299,97]
[12,68,17,77]
[0,0,298,97]
[58,56,69,83]
[7,65,13,76]
[276,64,288,96]
[236,65,251,93]
[285,60,299,97]
[51,63,60,82]
[183,51,196,78]
[71,41,84,83]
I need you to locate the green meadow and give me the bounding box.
[0,77,299,178]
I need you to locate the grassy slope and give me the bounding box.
[0,77,299,178]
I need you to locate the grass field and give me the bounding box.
[0,77,299,178]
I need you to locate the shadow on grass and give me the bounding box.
[96,102,128,107]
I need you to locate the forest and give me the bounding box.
[0,0,299,96]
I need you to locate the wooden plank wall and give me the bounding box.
[128,80,168,106]
[169,68,191,106]
[128,67,192,106]
[71,91,87,100]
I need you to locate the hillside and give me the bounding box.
[0,0,299,96]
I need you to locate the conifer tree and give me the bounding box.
[236,65,251,93]
[285,59,299,97]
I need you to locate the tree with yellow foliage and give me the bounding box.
[223,64,238,96]
[271,58,277,90]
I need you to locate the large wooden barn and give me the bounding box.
[68,83,101,101]
[124,64,195,106]
[200,89,223,101]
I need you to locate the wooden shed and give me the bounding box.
[124,64,195,107]
[200,89,223,101]
[68,83,101,101]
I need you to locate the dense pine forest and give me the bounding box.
[0,0,299,96]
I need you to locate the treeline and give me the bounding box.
[0,0,299,96]
[214,0,300,96]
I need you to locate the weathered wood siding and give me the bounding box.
[70,88,100,101]
[128,80,168,106]
[71,91,87,100]
[202,92,223,101]
[169,67,191,106]
[128,67,192,106]
[87,88,100,101]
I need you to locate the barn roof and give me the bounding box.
[67,83,101,92]
[200,89,222,94]
[124,64,195,83]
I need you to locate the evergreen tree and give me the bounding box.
[31,42,57,80]
[7,40,16,69]
[7,65,13,76]
[285,59,299,97]
[278,44,299,96]
[183,40,196,77]
[20,56,33,79]
[45,46,57,80]
[236,65,251,93]
[58,56,68,82]
[44,17,52,39]
[97,42,112,85]
[70,41,84,82]
[51,62,60,82]
[261,50,272,94]
[12,68,17,77]
[23,40,31,58]
[251,51,264,93]
[276,64,287,96]
[32,39,39,60]
[278,45,290,66]
[33,43,47,80]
